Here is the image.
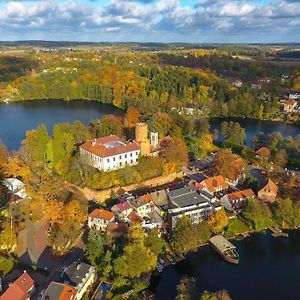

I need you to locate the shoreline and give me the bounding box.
[1,98,299,126]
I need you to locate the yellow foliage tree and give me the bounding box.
[208,210,229,234]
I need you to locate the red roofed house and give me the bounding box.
[256,147,271,160]
[0,271,36,300]
[258,179,278,203]
[79,135,140,172]
[88,208,115,231]
[220,189,255,211]
[106,222,129,239]
[111,201,133,220]
[200,175,229,194]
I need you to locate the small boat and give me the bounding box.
[209,235,239,264]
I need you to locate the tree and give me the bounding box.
[64,199,87,224]
[125,107,141,128]
[197,134,216,157]
[221,121,246,147]
[0,221,17,252]
[162,137,188,174]
[114,225,157,278]
[44,199,64,229]
[273,198,294,228]
[200,290,231,300]
[176,276,196,300]
[85,229,104,268]
[144,228,165,256]
[273,149,288,169]
[212,150,246,182]
[169,216,200,254]
[2,156,32,181]
[208,210,229,234]
[243,197,272,230]
[21,124,50,170]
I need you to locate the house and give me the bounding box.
[200,175,229,194]
[251,81,262,90]
[128,197,153,218]
[79,135,140,172]
[258,77,271,84]
[288,90,300,100]
[258,179,278,203]
[143,209,164,230]
[224,157,246,186]
[106,222,129,238]
[0,271,35,300]
[256,147,271,160]
[150,190,169,208]
[63,262,96,300]
[167,186,220,228]
[88,209,115,231]
[220,189,255,211]
[126,211,144,225]
[2,178,27,200]
[282,98,297,113]
[42,282,76,300]
[232,80,243,87]
[111,201,133,220]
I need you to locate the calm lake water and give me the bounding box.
[0,100,123,150]
[152,231,300,300]
[0,100,300,150]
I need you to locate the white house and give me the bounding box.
[2,178,27,199]
[80,135,140,172]
[220,189,255,212]
[88,208,115,231]
[111,201,133,220]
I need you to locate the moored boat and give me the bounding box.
[209,235,239,264]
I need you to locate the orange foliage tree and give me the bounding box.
[208,210,229,234]
[125,107,142,128]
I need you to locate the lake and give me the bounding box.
[0,100,300,150]
[0,100,123,150]
[151,231,300,300]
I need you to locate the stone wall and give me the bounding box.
[67,171,183,203]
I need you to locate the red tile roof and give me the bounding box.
[227,189,255,201]
[80,135,140,158]
[256,147,271,157]
[127,211,143,224]
[60,285,77,300]
[201,175,229,193]
[116,201,132,212]
[140,194,153,204]
[106,222,129,235]
[89,208,115,221]
[0,272,34,300]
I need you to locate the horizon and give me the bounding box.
[0,0,300,43]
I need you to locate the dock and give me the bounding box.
[209,235,239,264]
[269,227,289,238]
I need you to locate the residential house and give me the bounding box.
[167,186,220,228]
[111,201,133,220]
[256,147,271,160]
[232,80,243,87]
[251,81,262,90]
[88,209,115,231]
[143,209,164,230]
[42,282,76,300]
[200,175,229,194]
[79,135,140,172]
[126,211,144,225]
[128,197,153,218]
[258,77,271,84]
[150,190,169,209]
[220,189,255,211]
[258,179,278,203]
[2,178,27,200]
[106,222,129,239]
[0,271,35,300]
[63,262,96,300]
[283,98,297,113]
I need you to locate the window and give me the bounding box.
[130,153,133,157]
[120,162,122,167]
[107,158,110,163]
[131,160,133,164]
[136,151,138,156]
[119,155,122,159]
[125,154,127,158]
[113,157,116,162]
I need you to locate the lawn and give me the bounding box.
[225,218,250,237]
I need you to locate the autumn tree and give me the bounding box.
[221,121,246,147]
[273,198,294,228]
[208,209,229,234]
[114,225,157,278]
[125,107,141,128]
[0,221,17,252]
[197,133,216,157]
[144,228,165,256]
[176,276,196,300]
[162,137,188,174]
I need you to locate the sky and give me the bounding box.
[0,0,299,43]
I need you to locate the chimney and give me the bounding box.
[92,139,96,146]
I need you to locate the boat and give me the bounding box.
[209,235,239,264]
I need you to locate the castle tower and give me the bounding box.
[135,123,151,156]
[150,132,159,148]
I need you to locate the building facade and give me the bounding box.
[80,135,140,172]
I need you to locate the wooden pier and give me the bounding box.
[269,227,289,238]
